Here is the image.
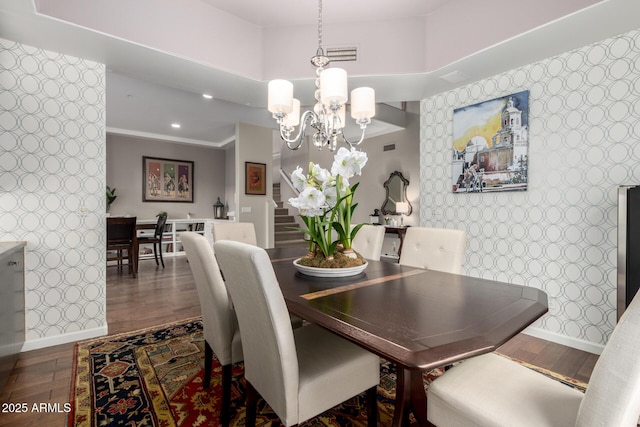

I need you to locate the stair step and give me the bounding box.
[275,230,305,241]
[276,201,284,208]
[275,208,289,216]
[275,239,308,248]
[275,222,299,232]
[275,215,296,223]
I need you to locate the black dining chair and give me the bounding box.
[107,216,137,277]
[137,213,168,270]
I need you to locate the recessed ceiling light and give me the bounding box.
[171,123,181,129]
[202,93,213,99]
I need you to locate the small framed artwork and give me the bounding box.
[245,162,266,195]
[143,156,194,202]
[451,90,529,193]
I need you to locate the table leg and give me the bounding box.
[409,369,428,426]
[392,365,411,427]
[391,366,429,427]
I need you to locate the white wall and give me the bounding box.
[224,144,236,218]
[37,0,264,81]
[420,28,640,353]
[236,123,274,248]
[106,134,226,220]
[424,0,600,70]
[263,17,426,81]
[0,38,107,349]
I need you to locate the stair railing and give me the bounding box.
[279,168,300,195]
[278,168,307,239]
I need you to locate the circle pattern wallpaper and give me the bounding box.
[0,38,106,341]
[420,29,640,347]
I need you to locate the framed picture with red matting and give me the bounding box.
[245,162,266,195]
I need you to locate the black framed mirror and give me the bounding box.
[381,171,412,216]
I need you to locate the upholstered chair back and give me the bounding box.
[351,224,385,261]
[426,286,640,427]
[214,240,299,424]
[180,232,242,366]
[576,292,640,426]
[215,240,380,426]
[399,227,466,274]
[212,222,258,246]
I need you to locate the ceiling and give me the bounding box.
[198,0,449,27]
[1,0,640,148]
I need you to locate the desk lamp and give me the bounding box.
[396,202,409,227]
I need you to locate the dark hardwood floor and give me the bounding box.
[0,256,599,426]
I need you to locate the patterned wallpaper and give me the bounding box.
[420,28,640,351]
[0,38,106,346]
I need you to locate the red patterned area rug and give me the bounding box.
[69,317,586,426]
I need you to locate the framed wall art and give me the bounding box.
[245,162,266,195]
[451,90,529,193]
[143,156,194,202]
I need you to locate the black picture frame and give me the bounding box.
[143,156,194,202]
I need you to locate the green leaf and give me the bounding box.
[350,223,365,240]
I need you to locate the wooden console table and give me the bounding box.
[384,226,408,257]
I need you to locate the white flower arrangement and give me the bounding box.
[288,147,368,260]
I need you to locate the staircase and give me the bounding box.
[273,183,307,248]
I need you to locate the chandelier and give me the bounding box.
[267,0,375,152]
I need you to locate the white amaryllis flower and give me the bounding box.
[323,185,338,208]
[310,163,331,185]
[327,174,350,194]
[288,187,326,217]
[331,147,368,179]
[290,166,307,193]
[300,207,325,217]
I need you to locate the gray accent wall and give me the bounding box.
[106,134,226,220]
[420,28,640,353]
[236,123,274,248]
[0,38,107,349]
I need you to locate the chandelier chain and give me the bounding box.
[317,0,323,50]
[268,0,374,152]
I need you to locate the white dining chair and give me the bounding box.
[427,291,640,427]
[351,224,385,261]
[212,222,304,328]
[399,227,466,274]
[214,240,380,427]
[180,232,242,426]
[212,222,257,246]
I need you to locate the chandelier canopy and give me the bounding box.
[267,0,375,151]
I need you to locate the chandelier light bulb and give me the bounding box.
[320,68,348,106]
[351,87,376,120]
[268,79,294,115]
[283,98,301,128]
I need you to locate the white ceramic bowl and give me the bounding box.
[293,258,368,278]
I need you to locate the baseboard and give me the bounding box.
[21,325,108,352]
[523,326,605,355]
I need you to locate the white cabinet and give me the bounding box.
[137,218,232,258]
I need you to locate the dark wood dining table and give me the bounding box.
[266,247,548,427]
